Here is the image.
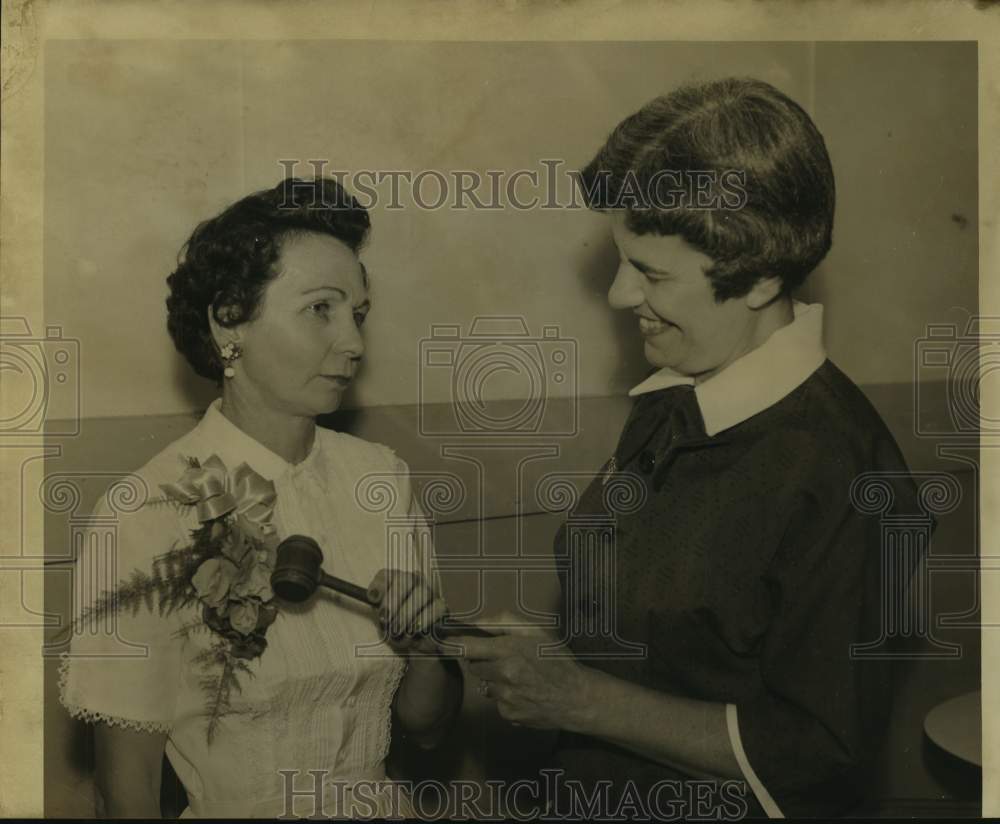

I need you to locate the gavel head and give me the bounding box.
[271,535,324,603]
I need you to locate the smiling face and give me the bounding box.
[225,231,369,418]
[608,213,763,380]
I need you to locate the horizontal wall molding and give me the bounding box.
[43,380,977,513]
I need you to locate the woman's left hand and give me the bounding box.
[451,627,597,731]
[368,568,448,654]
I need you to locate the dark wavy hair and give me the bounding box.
[166,177,370,383]
[577,77,835,300]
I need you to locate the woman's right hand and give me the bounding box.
[367,568,448,654]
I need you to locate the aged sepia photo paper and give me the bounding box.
[2,0,998,819]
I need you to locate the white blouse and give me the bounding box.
[59,400,438,818]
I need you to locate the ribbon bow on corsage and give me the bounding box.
[160,454,277,535]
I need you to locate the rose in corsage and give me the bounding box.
[201,602,277,660]
[191,556,241,610]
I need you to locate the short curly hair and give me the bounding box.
[166,177,371,383]
[577,77,835,301]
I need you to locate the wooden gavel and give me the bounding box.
[270,534,493,637]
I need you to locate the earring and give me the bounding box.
[220,341,242,378]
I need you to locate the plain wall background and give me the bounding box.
[43,40,977,420]
[807,42,979,385]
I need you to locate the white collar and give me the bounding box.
[191,398,324,484]
[627,301,826,437]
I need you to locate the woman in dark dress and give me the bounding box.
[452,77,922,819]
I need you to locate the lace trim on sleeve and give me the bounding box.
[57,653,173,735]
[379,658,409,757]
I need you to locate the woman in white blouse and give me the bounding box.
[59,177,461,818]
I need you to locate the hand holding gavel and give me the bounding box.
[270,534,493,642]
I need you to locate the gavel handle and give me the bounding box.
[319,571,377,605]
[316,572,494,637]
[432,620,495,638]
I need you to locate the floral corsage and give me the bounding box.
[76,454,282,742]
